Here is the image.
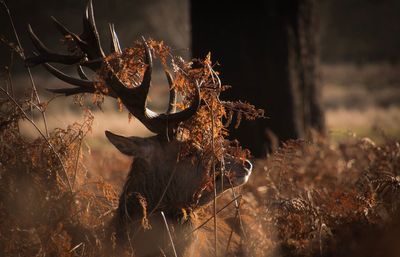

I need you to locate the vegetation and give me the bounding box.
[2,88,400,256]
[242,134,400,257]
[1,2,399,256]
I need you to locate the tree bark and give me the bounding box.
[191,0,325,157]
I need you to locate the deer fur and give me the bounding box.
[106,131,252,257]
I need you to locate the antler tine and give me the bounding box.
[44,63,119,98]
[50,0,105,63]
[51,16,88,53]
[165,70,177,114]
[131,82,200,137]
[77,65,89,80]
[140,80,201,136]
[81,0,105,59]
[153,81,201,123]
[138,36,152,95]
[51,16,74,38]
[51,15,103,71]
[26,25,83,67]
[109,23,122,54]
[47,86,95,96]
[43,63,95,88]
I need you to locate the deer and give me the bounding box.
[26,1,253,256]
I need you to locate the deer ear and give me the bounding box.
[105,130,146,156]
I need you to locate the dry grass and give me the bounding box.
[241,134,400,257]
[322,63,400,142]
[2,87,400,257]
[0,102,118,257]
[326,106,400,141]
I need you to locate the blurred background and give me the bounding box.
[1,0,399,156]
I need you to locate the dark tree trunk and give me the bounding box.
[191,0,325,157]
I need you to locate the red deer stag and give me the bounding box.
[26,1,253,256]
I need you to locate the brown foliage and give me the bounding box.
[242,134,400,257]
[0,101,117,257]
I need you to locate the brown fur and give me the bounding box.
[104,133,252,256]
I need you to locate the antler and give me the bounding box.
[26,0,200,137]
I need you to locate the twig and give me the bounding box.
[0,87,73,192]
[201,70,222,257]
[5,52,15,97]
[228,179,247,239]
[210,99,218,257]
[72,133,83,189]
[126,229,135,256]
[69,242,84,253]
[1,0,49,137]
[203,69,221,257]
[161,211,178,257]
[188,195,242,235]
[225,212,237,254]
[225,182,245,254]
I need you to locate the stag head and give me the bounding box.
[27,1,253,256]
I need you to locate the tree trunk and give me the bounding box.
[191,0,325,157]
